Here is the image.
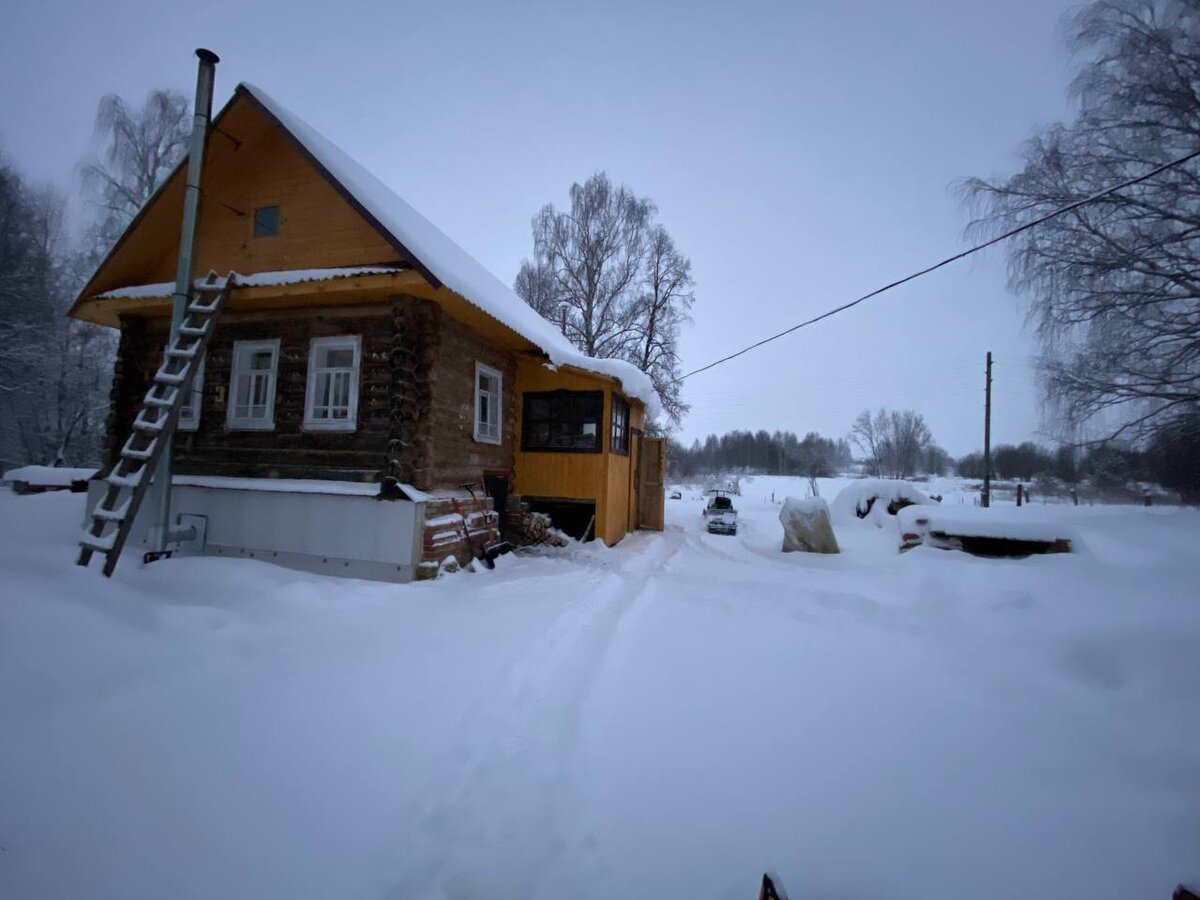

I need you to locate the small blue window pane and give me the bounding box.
[253,205,280,237]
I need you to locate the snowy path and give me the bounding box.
[374,530,683,899]
[1,485,1198,899]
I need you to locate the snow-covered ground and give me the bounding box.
[1,480,1198,899]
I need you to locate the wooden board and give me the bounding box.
[511,355,647,545]
[637,437,666,531]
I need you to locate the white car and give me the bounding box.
[703,492,738,535]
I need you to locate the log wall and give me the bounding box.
[102,293,518,491]
[107,303,414,483]
[426,312,517,490]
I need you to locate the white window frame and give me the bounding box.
[227,339,280,431]
[303,335,362,432]
[177,355,205,432]
[474,361,503,445]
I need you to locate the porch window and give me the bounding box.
[304,335,361,430]
[521,390,603,452]
[611,394,630,454]
[474,362,502,444]
[227,339,279,430]
[177,355,205,431]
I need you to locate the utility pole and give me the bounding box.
[982,350,993,509]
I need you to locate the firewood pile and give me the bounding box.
[514,511,568,547]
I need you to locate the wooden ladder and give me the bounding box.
[77,272,235,577]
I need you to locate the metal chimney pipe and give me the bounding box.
[151,48,219,553]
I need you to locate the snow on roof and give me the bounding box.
[241,83,661,417]
[97,266,407,300]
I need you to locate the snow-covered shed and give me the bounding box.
[69,83,665,580]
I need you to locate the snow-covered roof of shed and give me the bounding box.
[241,83,660,416]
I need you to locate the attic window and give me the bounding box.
[253,205,280,237]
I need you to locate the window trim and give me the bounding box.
[474,361,503,445]
[177,355,205,432]
[303,334,362,432]
[226,338,280,431]
[610,393,630,455]
[253,204,280,238]
[520,389,604,454]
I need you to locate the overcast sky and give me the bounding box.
[0,0,1081,455]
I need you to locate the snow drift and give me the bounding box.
[897,505,1075,544]
[830,478,933,526]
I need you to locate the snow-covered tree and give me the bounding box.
[0,161,111,467]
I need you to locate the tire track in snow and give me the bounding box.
[373,529,684,899]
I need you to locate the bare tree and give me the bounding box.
[850,407,934,478]
[516,173,653,359]
[81,89,189,258]
[516,172,696,429]
[633,225,694,427]
[963,0,1200,445]
[885,409,933,479]
[512,256,559,321]
[850,408,887,476]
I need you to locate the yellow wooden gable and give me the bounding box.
[70,87,430,324]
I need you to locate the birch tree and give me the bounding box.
[964,0,1200,446]
[633,225,694,426]
[81,89,189,259]
[515,172,695,429]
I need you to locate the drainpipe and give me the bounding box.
[151,48,219,553]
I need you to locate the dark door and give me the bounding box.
[483,474,509,521]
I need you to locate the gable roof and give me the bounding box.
[239,85,659,415]
[73,82,660,415]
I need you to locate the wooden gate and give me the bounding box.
[637,437,666,531]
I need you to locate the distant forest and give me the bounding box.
[669,430,1197,503]
[669,430,854,479]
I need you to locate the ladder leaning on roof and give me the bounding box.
[77,272,235,577]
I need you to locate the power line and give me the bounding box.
[676,148,1200,383]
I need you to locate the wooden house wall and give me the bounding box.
[82,98,400,299]
[105,302,420,483]
[606,401,646,537]
[425,312,517,490]
[512,357,643,546]
[101,289,645,545]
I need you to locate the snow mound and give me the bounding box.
[778,497,839,554]
[830,479,932,526]
[241,84,661,418]
[897,505,1075,544]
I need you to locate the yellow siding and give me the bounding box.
[512,356,645,546]
[75,94,399,306]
